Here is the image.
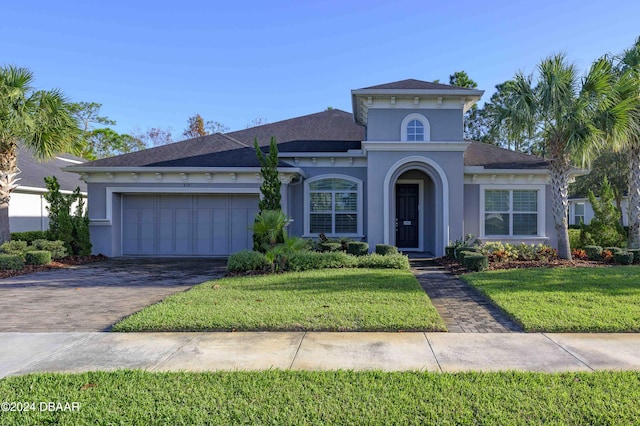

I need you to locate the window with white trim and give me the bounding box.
[306,176,362,236]
[401,113,430,141]
[484,189,538,236]
[406,119,424,141]
[574,202,585,225]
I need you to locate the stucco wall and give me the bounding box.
[366,109,463,141]
[366,151,465,256]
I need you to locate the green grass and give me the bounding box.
[113,268,445,332]
[463,266,640,332]
[1,370,639,425]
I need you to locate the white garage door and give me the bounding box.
[122,194,259,256]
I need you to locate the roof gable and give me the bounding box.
[360,79,476,91]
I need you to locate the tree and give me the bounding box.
[246,117,268,128]
[253,137,282,251]
[183,114,208,138]
[498,54,627,259]
[569,150,628,221]
[131,127,174,147]
[0,65,80,243]
[90,128,146,158]
[205,120,229,134]
[614,37,640,248]
[448,71,484,141]
[580,176,626,248]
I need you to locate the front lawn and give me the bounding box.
[1,370,638,425]
[113,268,445,332]
[463,266,640,332]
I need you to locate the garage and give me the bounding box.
[122,194,258,256]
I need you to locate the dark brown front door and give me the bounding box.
[396,184,419,248]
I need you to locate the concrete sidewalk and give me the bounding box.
[2,332,640,378]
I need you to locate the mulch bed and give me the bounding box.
[0,255,108,279]
[436,257,608,275]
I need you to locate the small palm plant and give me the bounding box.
[251,210,289,253]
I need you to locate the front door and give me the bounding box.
[396,184,419,248]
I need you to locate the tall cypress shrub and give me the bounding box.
[253,137,283,251]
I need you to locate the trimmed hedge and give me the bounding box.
[347,242,369,256]
[227,250,270,273]
[31,239,67,259]
[462,253,489,272]
[25,250,52,266]
[10,231,48,244]
[585,245,603,261]
[375,244,398,256]
[319,242,343,253]
[0,240,28,256]
[613,251,634,265]
[355,253,409,270]
[455,246,478,261]
[604,247,623,254]
[0,254,24,270]
[628,249,640,264]
[287,251,355,272]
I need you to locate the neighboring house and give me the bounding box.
[568,197,629,227]
[67,79,571,257]
[11,146,87,233]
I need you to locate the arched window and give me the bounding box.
[304,175,363,236]
[401,113,430,142]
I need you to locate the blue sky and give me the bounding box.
[3,0,639,139]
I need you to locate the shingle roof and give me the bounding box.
[464,141,549,169]
[76,109,364,168]
[359,79,477,91]
[17,146,87,192]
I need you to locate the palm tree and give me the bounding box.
[615,38,640,249]
[0,65,79,243]
[497,54,628,259]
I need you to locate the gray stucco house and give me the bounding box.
[67,79,558,257]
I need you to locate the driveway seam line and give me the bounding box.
[541,333,594,372]
[289,331,307,369]
[149,333,202,372]
[423,332,443,373]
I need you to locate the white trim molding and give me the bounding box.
[303,174,363,238]
[383,156,450,257]
[400,113,431,142]
[362,141,470,154]
[479,184,546,239]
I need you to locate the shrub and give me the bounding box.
[568,229,582,249]
[534,244,557,261]
[356,253,410,270]
[286,251,355,272]
[251,210,288,253]
[31,239,67,259]
[227,250,270,273]
[347,242,369,256]
[319,242,343,252]
[375,244,398,256]
[613,251,634,265]
[627,249,640,264]
[579,177,626,248]
[10,231,48,244]
[477,242,517,262]
[571,248,588,260]
[25,250,52,265]
[44,176,91,256]
[462,253,489,272]
[455,246,478,261]
[444,246,456,259]
[585,245,603,261]
[0,254,24,270]
[604,247,623,254]
[0,240,28,256]
[601,250,614,262]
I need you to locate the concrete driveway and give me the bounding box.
[0,258,226,332]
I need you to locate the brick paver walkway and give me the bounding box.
[411,259,522,333]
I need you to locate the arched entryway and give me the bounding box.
[383,156,449,256]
